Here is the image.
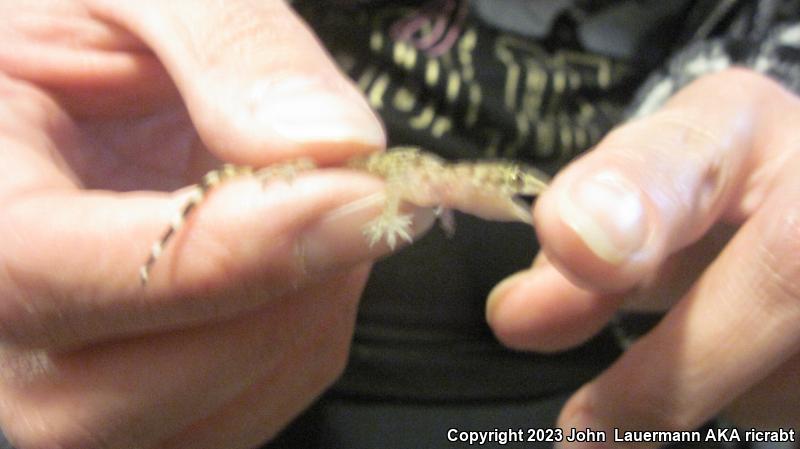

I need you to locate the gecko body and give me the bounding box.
[139,147,549,285]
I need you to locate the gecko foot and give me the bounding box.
[434,206,456,238]
[363,212,414,250]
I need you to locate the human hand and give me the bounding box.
[0,1,422,448]
[487,68,800,447]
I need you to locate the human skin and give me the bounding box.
[1,1,798,449]
[487,69,800,447]
[0,1,437,448]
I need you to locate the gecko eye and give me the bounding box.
[509,171,524,188]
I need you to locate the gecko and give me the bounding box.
[139,147,550,285]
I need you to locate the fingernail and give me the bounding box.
[246,77,385,147]
[557,171,648,264]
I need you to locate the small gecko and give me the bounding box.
[139,147,549,285]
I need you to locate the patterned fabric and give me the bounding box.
[471,0,693,59]
[297,2,640,177]
[631,22,800,117]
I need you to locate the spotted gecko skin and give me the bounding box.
[139,147,549,285]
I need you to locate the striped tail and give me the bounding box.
[139,164,250,285]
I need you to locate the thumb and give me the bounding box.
[84,0,384,165]
[532,69,776,293]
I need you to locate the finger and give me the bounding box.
[486,262,621,352]
[487,222,740,352]
[534,68,799,293]
[555,169,800,446]
[0,169,434,348]
[490,69,800,367]
[0,74,427,349]
[0,0,179,118]
[83,0,385,165]
[0,266,367,449]
[159,272,368,449]
[723,351,800,429]
[618,222,738,313]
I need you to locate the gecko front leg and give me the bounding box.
[362,182,415,250]
[349,147,448,250]
[355,150,551,249]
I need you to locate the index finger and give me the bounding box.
[489,68,800,352]
[534,68,780,293]
[0,168,433,349]
[0,76,428,349]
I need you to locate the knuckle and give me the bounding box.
[651,401,698,431]
[639,395,698,430]
[602,113,733,237]
[1,408,104,449]
[0,275,49,348]
[602,108,732,194]
[623,384,698,431]
[0,234,69,348]
[0,356,95,449]
[0,284,69,349]
[759,203,800,304]
[608,362,704,431]
[686,67,784,104]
